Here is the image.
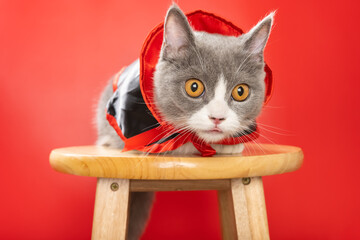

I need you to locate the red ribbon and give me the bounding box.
[108,113,257,157]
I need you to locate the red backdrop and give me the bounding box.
[1,0,359,239]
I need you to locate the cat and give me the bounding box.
[96,4,273,240]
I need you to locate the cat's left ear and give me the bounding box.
[243,12,275,61]
[161,4,195,59]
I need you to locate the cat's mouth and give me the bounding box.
[209,127,223,133]
[196,127,227,143]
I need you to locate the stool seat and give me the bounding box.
[50,143,303,180]
[50,143,303,240]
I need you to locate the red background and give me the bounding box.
[1,0,359,239]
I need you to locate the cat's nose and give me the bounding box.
[209,116,226,125]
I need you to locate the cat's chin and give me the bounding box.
[196,130,227,143]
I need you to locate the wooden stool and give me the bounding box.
[49,143,303,240]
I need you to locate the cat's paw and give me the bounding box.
[170,142,199,155]
[211,143,244,154]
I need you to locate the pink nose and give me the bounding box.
[209,116,225,125]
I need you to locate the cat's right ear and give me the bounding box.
[161,4,194,59]
[242,12,275,62]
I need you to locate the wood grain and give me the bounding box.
[231,177,269,240]
[49,144,303,180]
[218,189,238,240]
[130,179,230,192]
[92,178,130,240]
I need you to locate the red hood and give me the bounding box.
[140,10,273,124]
[106,10,273,157]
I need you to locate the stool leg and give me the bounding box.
[92,178,130,240]
[218,189,238,240]
[231,177,270,240]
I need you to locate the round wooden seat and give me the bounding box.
[50,143,303,180]
[50,143,303,240]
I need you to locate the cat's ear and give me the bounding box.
[243,12,275,61]
[162,4,194,59]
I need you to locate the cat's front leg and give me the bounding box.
[171,143,245,155]
[211,143,245,154]
[170,142,199,155]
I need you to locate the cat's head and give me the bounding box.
[153,5,274,143]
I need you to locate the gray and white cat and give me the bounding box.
[96,4,273,240]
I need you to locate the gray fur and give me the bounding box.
[95,4,273,239]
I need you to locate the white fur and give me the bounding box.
[211,143,244,154]
[187,75,239,143]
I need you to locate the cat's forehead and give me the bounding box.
[199,32,247,57]
[189,32,259,84]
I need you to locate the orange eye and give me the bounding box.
[185,79,204,98]
[232,84,250,101]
